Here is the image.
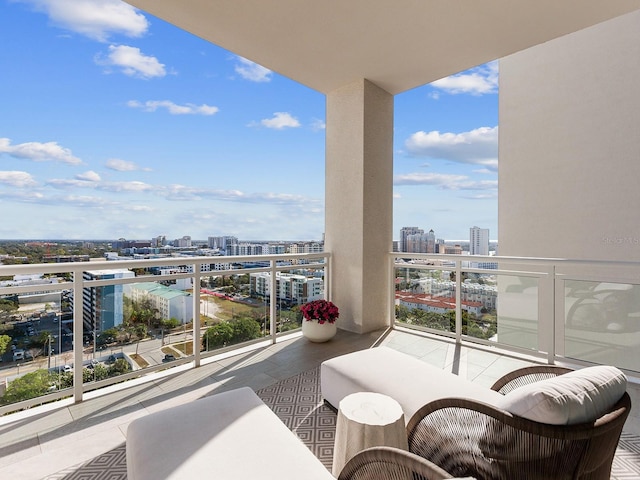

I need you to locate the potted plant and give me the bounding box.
[300,299,339,342]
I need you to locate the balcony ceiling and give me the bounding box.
[125,1,640,95]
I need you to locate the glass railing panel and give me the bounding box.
[0,275,72,408]
[201,272,268,353]
[495,274,539,351]
[273,266,325,334]
[564,280,640,372]
[459,272,498,342]
[394,264,455,333]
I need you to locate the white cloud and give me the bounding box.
[404,126,498,168]
[47,178,95,188]
[257,112,301,130]
[431,61,498,96]
[127,100,219,115]
[98,181,153,193]
[394,172,469,187]
[105,158,150,172]
[445,179,498,191]
[15,0,149,42]
[96,45,166,79]
[0,137,82,165]
[0,171,38,187]
[311,118,326,131]
[45,171,100,189]
[234,57,272,82]
[61,194,114,207]
[76,170,101,182]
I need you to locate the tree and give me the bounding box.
[128,297,160,328]
[2,369,56,404]
[97,328,118,346]
[109,358,131,376]
[231,317,261,343]
[202,322,234,350]
[0,334,11,356]
[161,318,180,330]
[0,297,18,324]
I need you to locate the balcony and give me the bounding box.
[2,3,640,478]
[1,253,640,478]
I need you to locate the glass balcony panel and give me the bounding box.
[201,272,268,353]
[0,275,72,407]
[564,280,640,372]
[459,272,498,342]
[394,265,455,333]
[273,266,325,334]
[495,274,539,350]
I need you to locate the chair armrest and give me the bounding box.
[338,446,454,480]
[405,396,618,480]
[490,365,574,394]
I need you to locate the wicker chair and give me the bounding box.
[407,365,631,480]
[337,446,455,480]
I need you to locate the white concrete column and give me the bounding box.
[325,79,393,333]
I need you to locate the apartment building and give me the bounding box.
[126,282,194,324]
[250,272,323,305]
[82,269,135,333]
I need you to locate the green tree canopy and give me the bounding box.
[2,369,56,404]
[202,322,234,350]
[0,334,11,355]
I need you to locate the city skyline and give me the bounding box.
[0,0,498,241]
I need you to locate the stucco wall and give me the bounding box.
[499,11,640,261]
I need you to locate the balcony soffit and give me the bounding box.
[125,0,640,95]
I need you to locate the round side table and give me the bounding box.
[332,391,408,476]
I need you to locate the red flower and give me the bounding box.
[301,300,339,324]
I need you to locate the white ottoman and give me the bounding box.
[321,346,504,423]
[126,387,334,480]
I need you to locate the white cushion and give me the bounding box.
[321,346,504,423]
[497,365,627,425]
[127,387,334,480]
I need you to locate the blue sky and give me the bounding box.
[0,0,498,242]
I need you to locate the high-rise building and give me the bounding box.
[174,236,192,248]
[404,228,437,253]
[400,227,423,252]
[207,236,238,252]
[82,269,135,333]
[470,226,490,256]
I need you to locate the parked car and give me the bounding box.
[13,349,25,361]
[86,359,99,369]
[62,365,72,373]
[162,354,176,363]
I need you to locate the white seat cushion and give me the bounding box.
[321,346,504,423]
[496,365,627,425]
[127,387,334,480]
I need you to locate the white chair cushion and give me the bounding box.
[321,346,504,423]
[497,365,627,425]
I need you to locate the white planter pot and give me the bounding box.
[302,320,337,343]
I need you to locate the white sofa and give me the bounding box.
[126,387,334,480]
[321,346,627,426]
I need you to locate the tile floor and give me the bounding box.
[0,327,637,479]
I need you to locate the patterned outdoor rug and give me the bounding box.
[42,366,640,479]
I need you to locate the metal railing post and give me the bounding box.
[193,262,202,367]
[73,267,84,403]
[270,259,277,342]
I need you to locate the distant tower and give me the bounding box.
[470,226,490,255]
[400,227,423,252]
[426,229,436,253]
